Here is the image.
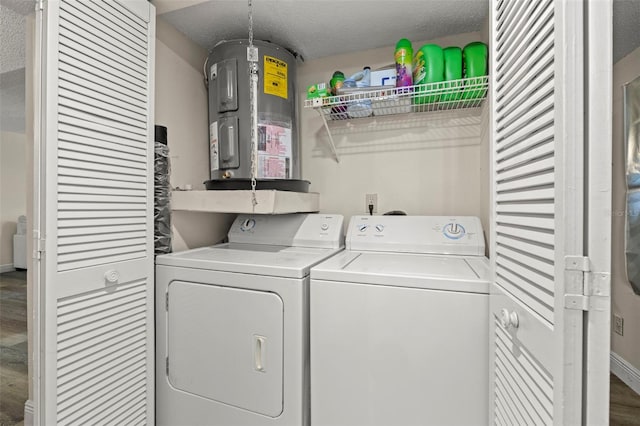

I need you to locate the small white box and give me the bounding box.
[370,69,396,87]
[13,234,27,269]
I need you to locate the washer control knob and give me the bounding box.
[443,223,465,239]
[321,223,329,231]
[375,224,384,232]
[358,224,369,232]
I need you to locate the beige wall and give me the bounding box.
[0,131,27,268]
[298,31,490,240]
[155,17,235,251]
[612,45,640,371]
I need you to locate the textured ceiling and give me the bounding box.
[159,0,640,63]
[0,1,27,74]
[1,0,639,135]
[613,0,640,63]
[158,0,489,61]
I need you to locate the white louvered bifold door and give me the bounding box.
[35,1,155,424]
[489,0,612,424]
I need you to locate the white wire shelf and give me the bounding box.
[304,76,489,120]
[304,76,488,162]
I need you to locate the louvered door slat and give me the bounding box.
[58,168,147,185]
[59,107,147,137]
[498,140,553,170]
[103,0,147,35]
[59,115,147,142]
[497,78,554,133]
[58,248,146,271]
[496,202,554,216]
[497,155,554,181]
[59,74,146,116]
[58,214,145,224]
[58,25,146,83]
[71,1,147,53]
[495,371,533,424]
[58,180,146,196]
[58,350,145,401]
[496,0,540,57]
[58,31,146,90]
[496,1,525,42]
[495,26,553,103]
[496,127,553,162]
[95,391,146,426]
[495,334,553,416]
[82,0,147,45]
[496,242,554,276]
[58,148,146,171]
[59,131,146,157]
[494,320,553,425]
[496,187,554,204]
[59,218,145,228]
[59,5,147,69]
[496,213,554,231]
[58,157,146,178]
[496,234,553,262]
[58,59,146,105]
[496,222,554,244]
[496,109,553,148]
[59,87,146,127]
[497,0,550,67]
[496,169,553,193]
[58,54,145,102]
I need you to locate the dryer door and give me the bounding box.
[167,281,284,417]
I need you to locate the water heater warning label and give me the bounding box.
[264,55,287,99]
[258,123,291,178]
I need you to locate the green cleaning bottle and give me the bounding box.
[442,46,463,102]
[462,42,488,100]
[412,44,444,105]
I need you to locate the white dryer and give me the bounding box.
[155,213,344,426]
[310,215,490,426]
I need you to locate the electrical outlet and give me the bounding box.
[365,193,378,214]
[614,314,624,336]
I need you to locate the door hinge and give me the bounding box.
[166,357,169,376]
[165,294,169,311]
[36,0,44,11]
[34,234,45,260]
[564,256,610,311]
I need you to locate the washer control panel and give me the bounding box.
[229,214,344,248]
[347,216,485,256]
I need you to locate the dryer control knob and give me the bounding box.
[241,218,256,231]
[321,223,329,231]
[443,223,465,239]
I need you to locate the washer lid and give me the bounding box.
[311,251,490,294]
[156,243,342,278]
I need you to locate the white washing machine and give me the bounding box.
[155,213,344,426]
[310,215,490,426]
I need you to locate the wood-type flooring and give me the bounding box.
[0,270,639,425]
[0,270,27,426]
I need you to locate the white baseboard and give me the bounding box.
[0,263,16,273]
[24,399,34,426]
[611,351,640,396]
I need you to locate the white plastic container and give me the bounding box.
[345,67,372,118]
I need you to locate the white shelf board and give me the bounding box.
[171,190,320,214]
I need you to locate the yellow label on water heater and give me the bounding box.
[264,55,288,99]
